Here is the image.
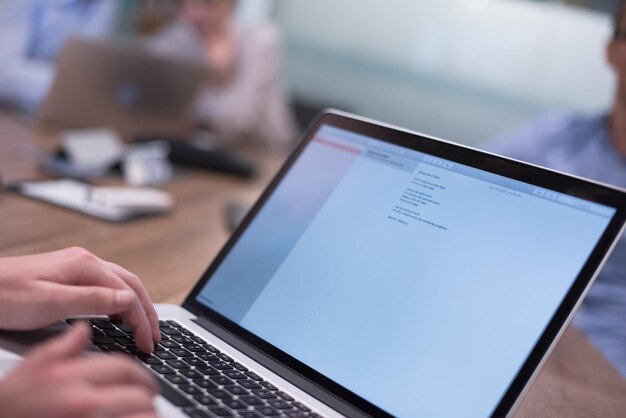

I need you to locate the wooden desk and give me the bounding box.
[1,111,625,417]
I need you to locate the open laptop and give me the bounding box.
[38,37,207,137]
[1,111,625,417]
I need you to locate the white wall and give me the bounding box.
[276,0,615,145]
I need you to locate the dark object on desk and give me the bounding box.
[139,138,256,179]
[40,150,115,180]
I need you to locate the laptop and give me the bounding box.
[1,110,625,417]
[38,37,207,137]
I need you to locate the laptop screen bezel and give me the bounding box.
[183,111,626,418]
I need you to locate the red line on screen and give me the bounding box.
[315,137,362,155]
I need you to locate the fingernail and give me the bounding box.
[116,290,135,306]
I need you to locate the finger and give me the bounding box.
[78,264,155,353]
[25,322,90,367]
[103,261,160,344]
[42,282,136,319]
[59,265,155,354]
[45,250,156,353]
[65,355,159,393]
[86,386,157,417]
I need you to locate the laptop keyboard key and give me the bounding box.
[222,399,247,410]
[207,389,233,400]
[183,358,205,367]
[138,354,162,365]
[232,362,248,372]
[277,391,294,401]
[180,369,203,380]
[240,395,264,406]
[160,340,180,349]
[166,360,190,370]
[217,353,233,362]
[155,350,177,360]
[210,361,233,371]
[195,379,218,390]
[209,407,235,417]
[255,406,280,416]
[90,319,115,329]
[210,375,233,386]
[292,402,311,412]
[183,408,211,418]
[193,395,218,406]
[161,327,181,336]
[103,329,126,338]
[157,378,193,407]
[245,371,262,381]
[285,411,310,418]
[205,345,220,353]
[252,389,276,399]
[239,412,262,418]
[179,385,202,395]
[171,348,193,357]
[224,385,248,396]
[260,381,277,391]
[239,380,262,390]
[115,337,135,346]
[223,370,246,380]
[165,374,188,385]
[268,399,293,410]
[196,366,220,376]
[151,364,175,375]
[198,353,218,362]
[172,336,193,344]
[186,344,206,352]
[116,322,133,333]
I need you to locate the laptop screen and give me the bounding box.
[195,124,616,418]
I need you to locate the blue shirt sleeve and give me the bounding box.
[485,112,579,165]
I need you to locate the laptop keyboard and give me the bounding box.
[78,318,323,418]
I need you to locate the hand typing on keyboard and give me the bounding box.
[0,322,160,418]
[0,247,160,353]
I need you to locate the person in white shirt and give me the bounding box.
[152,0,298,149]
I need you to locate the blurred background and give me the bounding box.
[270,0,618,146]
[0,0,620,148]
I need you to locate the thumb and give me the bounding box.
[26,322,91,366]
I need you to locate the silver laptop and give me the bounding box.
[2,111,625,418]
[38,37,207,137]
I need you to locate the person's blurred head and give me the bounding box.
[179,0,237,37]
[608,0,626,104]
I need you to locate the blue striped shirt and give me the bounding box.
[490,112,626,378]
[0,0,118,112]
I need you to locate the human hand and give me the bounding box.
[0,247,159,353]
[0,323,159,418]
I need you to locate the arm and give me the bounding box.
[0,247,160,353]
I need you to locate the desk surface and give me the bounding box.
[1,111,625,417]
